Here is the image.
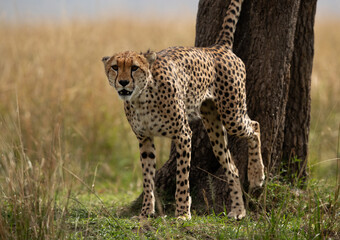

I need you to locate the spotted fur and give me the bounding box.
[102,0,265,220]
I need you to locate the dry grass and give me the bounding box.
[310,20,340,179]
[0,18,195,187]
[0,17,339,239]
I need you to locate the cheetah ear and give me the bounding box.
[102,56,110,63]
[143,50,157,66]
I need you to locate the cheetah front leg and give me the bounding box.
[138,137,156,218]
[174,127,192,220]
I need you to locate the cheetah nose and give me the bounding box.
[119,80,129,87]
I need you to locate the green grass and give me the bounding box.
[46,178,338,239]
[1,141,337,239]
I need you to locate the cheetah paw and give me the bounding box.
[249,165,265,188]
[131,215,144,221]
[176,213,192,221]
[249,171,265,190]
[131,213,155,221]
[227,209,246,220]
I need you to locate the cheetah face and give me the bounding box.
[102,50,156,101]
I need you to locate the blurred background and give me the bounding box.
[0,0,339,197]
[1,0,339,22]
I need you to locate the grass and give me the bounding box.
[0,17,339,239]
[61,179,340,239]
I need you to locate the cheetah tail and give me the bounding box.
[215,0,244,49]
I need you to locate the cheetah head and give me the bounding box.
[102,50,156,101]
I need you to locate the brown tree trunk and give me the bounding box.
[282,0,316,183]
[131,0,317,215]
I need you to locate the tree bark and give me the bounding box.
[282,0,317,182]
[131,0,317,215]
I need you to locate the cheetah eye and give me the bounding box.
[131,65,139,72]
[111,65,118,71]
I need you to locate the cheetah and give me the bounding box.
[102,0,265,220]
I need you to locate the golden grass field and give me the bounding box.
[310,20,340,181]
[0,17,339,239]
[0,19,196,191]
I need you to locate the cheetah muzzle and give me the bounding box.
[118,89,133,97]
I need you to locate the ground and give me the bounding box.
[63,179,339,239]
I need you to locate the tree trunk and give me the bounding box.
[131,0,317,215]
[282,0,317,182]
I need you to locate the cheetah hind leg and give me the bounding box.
[247,120,265,195]
[200,99,246,219]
